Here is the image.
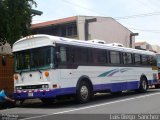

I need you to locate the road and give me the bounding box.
[1,89,160,120]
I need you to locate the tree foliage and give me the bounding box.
[0,0,36,46]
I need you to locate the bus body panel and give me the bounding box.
[13,35,159,100]
[14,66,157,99]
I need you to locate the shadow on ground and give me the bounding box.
[15,89,158,109]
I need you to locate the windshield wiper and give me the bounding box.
[37,68,42,74]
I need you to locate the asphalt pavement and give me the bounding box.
[1,89,160,120]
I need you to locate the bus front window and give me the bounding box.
[16,51,30,71]
[15,47,54,72]
[31,47,51,70]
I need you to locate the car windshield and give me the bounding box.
[15,46,53,72]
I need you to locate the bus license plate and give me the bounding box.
[28,92,33,97]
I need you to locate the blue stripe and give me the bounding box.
[93,81,139,92]
[14,87,76,100]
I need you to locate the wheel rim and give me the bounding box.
[80,85,89,100]
[142,80,147,90]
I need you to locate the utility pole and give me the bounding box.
[85,18,97,40]
[130,33,139,48]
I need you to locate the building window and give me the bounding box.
[67,25,77,36]
[60,23,77,37]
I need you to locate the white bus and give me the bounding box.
[155,53,160,88]
[13,35,158,103]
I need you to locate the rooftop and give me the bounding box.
[31,16,77,29]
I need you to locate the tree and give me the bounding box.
[0,0,36,46]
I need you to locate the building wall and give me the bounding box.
[0,54,14,95]
[151,45,160,53]
[77,16,134,48]
[135,41,160,53]
[32,16,134,48]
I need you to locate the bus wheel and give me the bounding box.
[138,77,148,93]
[76,81,92,103]
[41,98,55,104]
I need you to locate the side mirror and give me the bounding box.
[2,56,6,66]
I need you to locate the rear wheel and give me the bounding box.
[76,81,92,103]
[138,77,148,93]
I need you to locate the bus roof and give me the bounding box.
[13,34,155,56]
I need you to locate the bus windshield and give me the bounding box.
[15,46,53,72]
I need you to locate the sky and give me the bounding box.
[32,0,160,45]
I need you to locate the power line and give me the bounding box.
[33,11,160,22]
[62,0,106,16]
[129,27,160,34]
[61,0,160,20]
[115,11,160,20]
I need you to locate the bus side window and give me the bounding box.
[123,53,132,65]
[87,48,93,64]
[142,55,148,65]
[149,56,157,66]
[95,49,107,65]
[75,47,87,64]
[59,46,67,63]
[134,54,141,65]
[110,51,120,64]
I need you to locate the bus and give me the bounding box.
[155,53,160,88]
[13,35,158,103]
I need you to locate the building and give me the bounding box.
[0,42,12,54]
[135,41,160,53]
[151,45,160,53]
[31,16,135,48]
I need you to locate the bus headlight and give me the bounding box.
[16,86,22,90]
[42,84,49,89]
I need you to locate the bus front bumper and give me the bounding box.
[13,88,76,100]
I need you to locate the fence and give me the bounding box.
[0,54,14,96]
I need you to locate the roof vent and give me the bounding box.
[88,39,106,44]
[107,43,124,47]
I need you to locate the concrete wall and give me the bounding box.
[0,43,12,55]
[77,16,134,48]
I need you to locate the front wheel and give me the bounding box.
[138,77,148,93]
[76,81,92,103]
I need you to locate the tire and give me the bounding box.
[76,81,92,103]
[138,77,148,93]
